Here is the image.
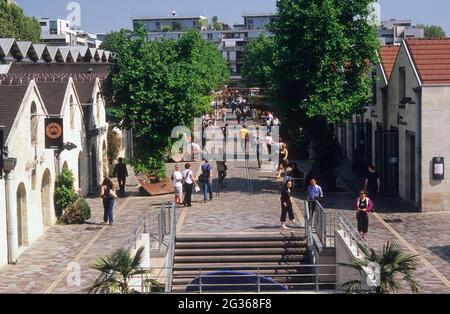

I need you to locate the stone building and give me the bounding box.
[0,39,120,266]
[337,38,450,212]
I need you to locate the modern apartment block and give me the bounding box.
[39,18,102,48]
[132,12,274,76]
[377,19,424,45]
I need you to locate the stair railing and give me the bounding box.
[304,200,320,292]
[164,202,177,293]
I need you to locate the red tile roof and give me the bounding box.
[379,45,400,81]
[406,38,450,84]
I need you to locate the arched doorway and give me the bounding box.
[102,140,108,178]
[16,183,28,248]
[91,144,98,193]
[41,169,52,228]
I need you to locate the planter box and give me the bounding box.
[137,176,174,196]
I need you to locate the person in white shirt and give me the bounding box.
[266,132,273,161]
[171,165,183,205]
[182,163,197,207]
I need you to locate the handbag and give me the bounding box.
[109,189,118,199]
[194,185,201,193]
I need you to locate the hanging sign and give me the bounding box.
[45,118,64,149]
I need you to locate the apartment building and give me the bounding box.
[377,19,424,45]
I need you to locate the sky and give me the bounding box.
[17,0,450,34]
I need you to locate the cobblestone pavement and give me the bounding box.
[0,167,173,293]
[299,159,450,294]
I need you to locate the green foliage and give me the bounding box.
[209,16,224,30]
[54,168,78,218]
[102,27,229,177]
[99,29,133,52]
[107,126,122,172]
[340,241,421,294]
[417,24,446,38]
[86,246,151,294]
[61,198,91,224]
[0,1,41,42]
[133,156,166,181]
[241,34,275,88]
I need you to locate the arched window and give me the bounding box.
[30,102,38,146]
[70,95,75,129]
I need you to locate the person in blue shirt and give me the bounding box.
[200,159,214,203]
[306,178,324,222]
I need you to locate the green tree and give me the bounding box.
[99,29,133,52]
[102,27,228,174]
[54,168,78,218]
[341,242,421,294]
[241,34,275,88]
[267,0,379,189]
[417,24,446,38]
[210,16,224,30]
[0,0,41,42]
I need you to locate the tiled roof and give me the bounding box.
[36,82,68,115]
[0,85,28,140]
[75,81,96,104]
[9,63,111,75]
[379,45,400,81]
[406,38,450,84]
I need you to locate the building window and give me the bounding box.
[31,169,36,191]
[246,18,254,30]
[70,95,75,129]
[30,102,38,146]
[399,67,406,103]
[49,20,58,34]
[40,21,47,26]
[207,33,213,41]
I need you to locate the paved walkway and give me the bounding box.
[299,159,450,294]
[0,167,173,293]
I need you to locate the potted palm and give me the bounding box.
[86,247,162,294]
[340,241,421,294]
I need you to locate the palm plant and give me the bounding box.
[340,241,421,294]
[86,246,160,294]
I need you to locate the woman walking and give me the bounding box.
[171,165,184,206]
[182,163,197,207]
[100,178,117,225]
[280,180,296,229]
[277,144,289,179]
[354,191,374,240]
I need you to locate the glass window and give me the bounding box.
[49,20,58,34]
[399,67,406,103]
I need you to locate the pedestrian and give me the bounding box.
[200,159,213,203]
[276,144,289,178]
[221,106,227,122]
[306,178,324,223]
[354,191,374,240]
[100,177,117,225]
[236,108,242,125]
[365,165,380,202]
[171,165,183,205]
[281,180,296,229]
[113,158,128,195]
[266,132,273,161]
[182,163,197,207]
[240,125,249,153]
[216,158,227,188]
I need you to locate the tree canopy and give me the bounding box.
[102,28,229,173]
[99,29,133,52]
[418,24,446,39]
[0,0,41,42]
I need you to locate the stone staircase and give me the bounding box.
[171,232,318,293]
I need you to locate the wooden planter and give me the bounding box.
[137,175,174,196]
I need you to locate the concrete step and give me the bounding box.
[173,261,305,271]
[175,247,307,256]
[176,233,306,243]
[174,255,304,264]
[175,241,307,249]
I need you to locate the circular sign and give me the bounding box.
[46,123,62,139]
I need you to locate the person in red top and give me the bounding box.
[354,191,374,240]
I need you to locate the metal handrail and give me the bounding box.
[164,202,177,293]
[315,201,336,248]
[337,214,369,257]
[304,200,320,292]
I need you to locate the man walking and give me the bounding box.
[365,165,380,201]
[113,158,128,195]
[201,159,214,203]
[306,178,324,223]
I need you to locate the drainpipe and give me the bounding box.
[414,88,422,210]
[5,171,18,264]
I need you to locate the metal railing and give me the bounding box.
[129,265,338,294]
[315,201,337,248]
[164,202,177,293]
[337,214,369,258]
[304,200,320,292]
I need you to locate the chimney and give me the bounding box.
[172,11,177,17]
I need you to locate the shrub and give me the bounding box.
[54,168,78,218]
[133,157,166,182]
[61,198,91,224]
